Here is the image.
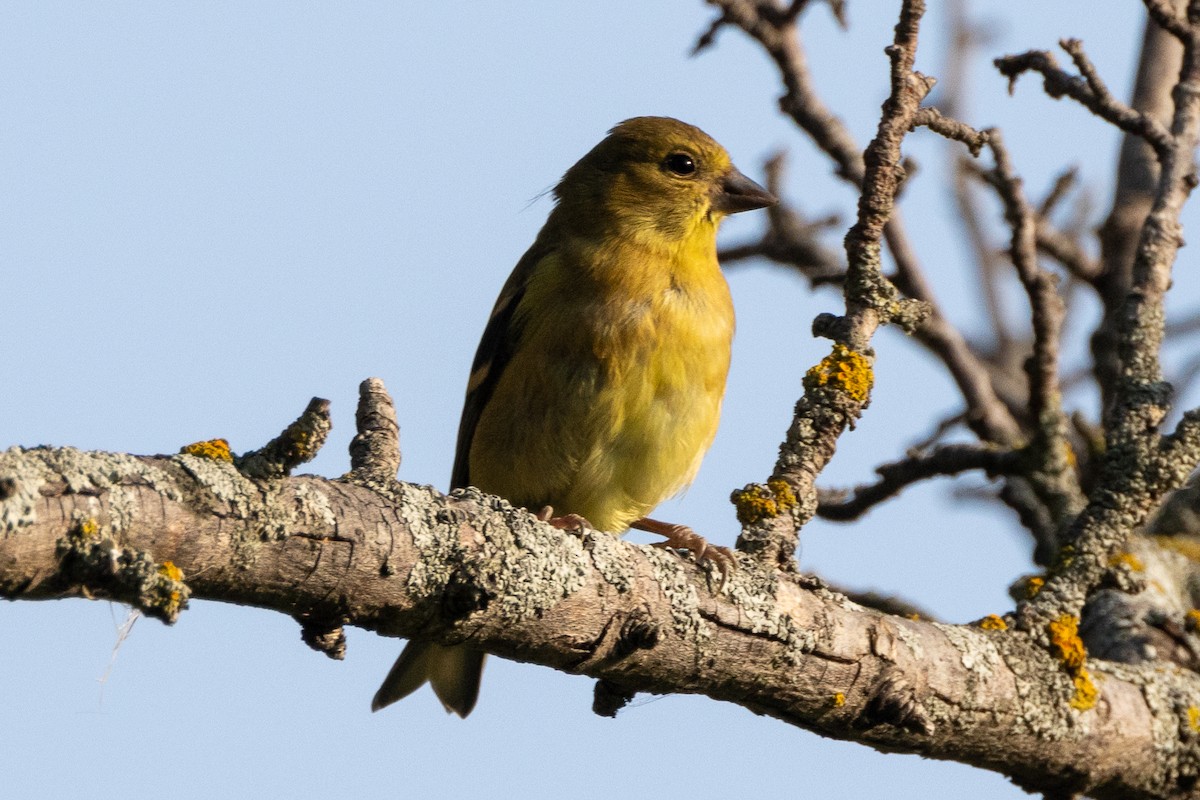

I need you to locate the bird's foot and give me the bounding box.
[632,517,734,589]
[537,506,591,533]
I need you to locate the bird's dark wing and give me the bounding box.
[450,239,555,490]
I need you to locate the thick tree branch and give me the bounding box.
[2,438,1199,800]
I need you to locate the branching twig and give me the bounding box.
[718,152,845,284]
[732,0,932,568]
[818,444,1019,521]
[702,0,1023,449]
[994,42,1172,158]
[1018,6,1200,626]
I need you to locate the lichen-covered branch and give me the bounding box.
[1013,5,1200,627]
[700,0,1023,452]
[2,437,1199,799]
[1092,4,1187,415]
[729,0,933,569]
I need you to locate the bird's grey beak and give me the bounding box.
[713,167,777,214]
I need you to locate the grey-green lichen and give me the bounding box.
[641,545,711,644]
[173,452,253,507]
[1003,637,1092,741]
[934,622,1001,693]
[173,451,293,561]
[475,495,589,624]
[56,517,190,624]
[292,481,337,530]
[2,446,183,538]
[403,482,469,601]
[1106,659,1200,793]
[1,446,42,534]
[402,485,590,627]
[580,528,638,594]
[724,563,816,667]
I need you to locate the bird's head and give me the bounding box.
[554,116,776,244]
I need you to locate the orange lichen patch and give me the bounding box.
[833,692,846,708]
[1070,668,1098,711]
[978,614,1008,631]
[74,518,100,539]
[1186,609,1200,632]
[1048,615,1086,670]
[1063,440,1077,468]
[1153,535,1200,562]
[1047,615,1098,711]
[1108,551,1145,571]
[1189,706,1200,732]
[803,343,873,404]
[1026,576,1045,597]
[157,561,184,582]
[731,479,798,525]
[180,438,233,462]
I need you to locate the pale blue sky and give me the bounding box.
[3,3,1186,798]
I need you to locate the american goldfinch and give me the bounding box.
[372,116,775,717]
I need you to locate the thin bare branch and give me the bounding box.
[718,152,845,284]
[818,444,1019,521]
[994,43,1172,157]
[1036,221,1101,282]
[734,0,933,568]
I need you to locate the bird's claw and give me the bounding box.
[636,518,734,590]
[537,505,590,533]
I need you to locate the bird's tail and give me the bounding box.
[371,641,486,718]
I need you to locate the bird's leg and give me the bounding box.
[631,517,734,587]
[537,505,591,532]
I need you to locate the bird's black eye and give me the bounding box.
[664,152,697,176]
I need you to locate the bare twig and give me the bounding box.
[994,43,1172,157]
[1036,221,1101,283]
[718,152,845,284]
[1093,4,1185,415]
[818,444,1019,521]
[914,109,1084,536]
[702,0,1023,448]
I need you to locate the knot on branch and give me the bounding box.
[56,518,190,624]
[593,679,636,718]
[858,666,935,735]
[237,397,332,480]
[442,571,493,620]
[298,615,348,660]
[613,609,661,660]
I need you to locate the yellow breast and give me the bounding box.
[468,232,733,533]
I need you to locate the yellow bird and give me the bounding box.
[372,116,776,717]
